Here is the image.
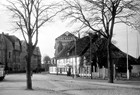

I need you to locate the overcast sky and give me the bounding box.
[0,0,139,60]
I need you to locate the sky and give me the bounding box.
[0,0,139,61]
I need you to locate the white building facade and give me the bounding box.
[56,56,80,75]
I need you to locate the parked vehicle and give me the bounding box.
[0,64,5,81]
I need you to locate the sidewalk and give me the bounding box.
[73,78,140,89]
[48,74,140,89]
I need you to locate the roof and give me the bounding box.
[5,34,22,51]
[75,34,99,56]
[91,38,125,58]
[92,38,136,58]
[56,41,74,58]
[56,33,99,58]
[55,33,138,65]
[55,31,77,40]
[89,38,138,65]
[5,35,18,43]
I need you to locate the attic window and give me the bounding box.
[65,31,69,36]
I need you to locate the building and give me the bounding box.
[49,58,57,74]
[32,47,42,72]
[5,34,22,72]
[20,41,42,73]
[0,33,12,70]
[49,31,78,74]
[54,32,99,75]
[53,32,139,79]
[54,31,78,56]
[20,41,27,71]
[0,33,22,72]
[0,32,41,73]
[81,38,138,78]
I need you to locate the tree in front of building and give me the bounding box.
[6,0,62,89]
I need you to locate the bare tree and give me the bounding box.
[6,0,61,89]
[62,0,139,83]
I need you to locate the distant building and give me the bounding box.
[20,41,27,71]
[49,57,57,74]
[0,33,22,72]
[0,32,41,73]
[5,34,22,72]
[20,41,42,72]
[49,31,78,74]
[32,47,42,72]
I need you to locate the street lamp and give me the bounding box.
[136,31,140,58]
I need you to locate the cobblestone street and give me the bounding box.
[0,73,140,95]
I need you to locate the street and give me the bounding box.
[0,73,140,95]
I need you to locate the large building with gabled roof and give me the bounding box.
[51,31,139,79]
[54,32,99,75]
[54,31,78,57]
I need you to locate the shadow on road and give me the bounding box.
[2,79,26,83]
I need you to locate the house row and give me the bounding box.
[50,31,139,79]
[0,32,41,73]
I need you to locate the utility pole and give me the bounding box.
[4,39,8,73]
[74,37,77,78]
[126,22,130,80]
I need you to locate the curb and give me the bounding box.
[66,79,140,89]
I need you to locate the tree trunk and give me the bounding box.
[107,38,114,83]
[26,40,33,90]
[26,54,32,89]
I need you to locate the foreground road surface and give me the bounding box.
[0,73,140,95]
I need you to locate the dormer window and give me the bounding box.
[65,31,69,36]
